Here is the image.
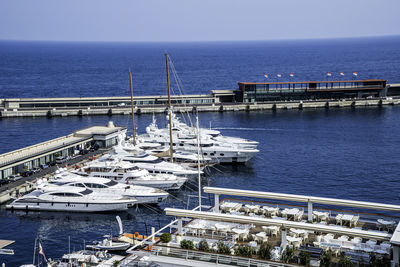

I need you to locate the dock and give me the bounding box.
[0,122,125,203]
[0,240,15,255]
[1,81,400,118]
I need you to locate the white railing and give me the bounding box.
[150,245,296,267]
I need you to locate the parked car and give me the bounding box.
[21,170,34,177]
[90,144,99,152]
[32,167,41,173]
[55,156,67,164]
[0,179,10,186]
[79,149,89,155]
[8,174,23,181]
[40,164,49,169]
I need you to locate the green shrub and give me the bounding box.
[320,249,333,267]
[234,244,254,258]
[282,246,294,263]
[299,250,311,266]
[338,255,354,267]
[217,241,231,255]
[258,242,272,260]
[160,232,171,243]
[180,239,195,250]
[198,239,210,252]
[369,253,390,267]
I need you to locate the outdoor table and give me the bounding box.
[215,223,231,231]
[262,206,279,215]
[338,236,349,241]
[286,236,302,243]
[340,214,354,226]
[255,232,267,241]
[245,204,260,213]
[290,228,306,237]
[286,208,300,221]
[313,211,329,222]
[377,219,396,231]
[221,202,241,212]
[232,228,248,235]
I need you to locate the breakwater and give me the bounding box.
[1,96,399,118]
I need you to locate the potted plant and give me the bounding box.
[180,239,195,250]
[299,250,311,266]
[282,246,294,263]
[258,242,272,260]
[198,239,210,252]
[320,249,333,267]
[338,254,354,267]
[159,232,172,254]
[234,244,254,258]
[217,241,231,255]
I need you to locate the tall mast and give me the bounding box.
[166,54,173,162]
[196,111,202,211]
[129,71,136,146]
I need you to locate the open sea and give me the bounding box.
[1,36,400,266]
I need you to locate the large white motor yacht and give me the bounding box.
[109,144,201,177]
[42,171,169,204]
[76,159,187,191]
[5,186,137,212]
[139,115,259,163]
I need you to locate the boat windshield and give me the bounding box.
[80,189,93,195]
[105,180,118,186]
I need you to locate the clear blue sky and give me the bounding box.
[1,0,399,42]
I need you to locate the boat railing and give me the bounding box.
[150,245,297,267]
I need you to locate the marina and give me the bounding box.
[0,26,400,267]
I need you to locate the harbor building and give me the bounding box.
[0,80,399,118]
[0,122,126,179]
[237,79,387,102]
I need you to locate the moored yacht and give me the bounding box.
[6,186,137,212]
[42,172,169,204]
[76,158,187,191]
[109,144,201,176]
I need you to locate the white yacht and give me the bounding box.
[140,132,259,164]
[5,186,137,212]
[147,114,259,149]
[75,159,187,191]
[109,144,201,177]
[42,172,169,204]
[140,115,259,163]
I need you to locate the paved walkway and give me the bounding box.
[0,149,108,193]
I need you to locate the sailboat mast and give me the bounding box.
[196,112,202,211]
[32,237,37,265]
[165,54,173,162]
[129,71,136,146]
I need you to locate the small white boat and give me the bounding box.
[86,237,130,251]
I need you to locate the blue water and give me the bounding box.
[1,37,400,266]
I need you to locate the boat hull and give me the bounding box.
[6,200,134,212]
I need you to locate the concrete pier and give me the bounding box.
[0,97,399,118]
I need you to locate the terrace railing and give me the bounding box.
[150,245,298,267]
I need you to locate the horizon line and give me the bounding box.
[1,34,399,44]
